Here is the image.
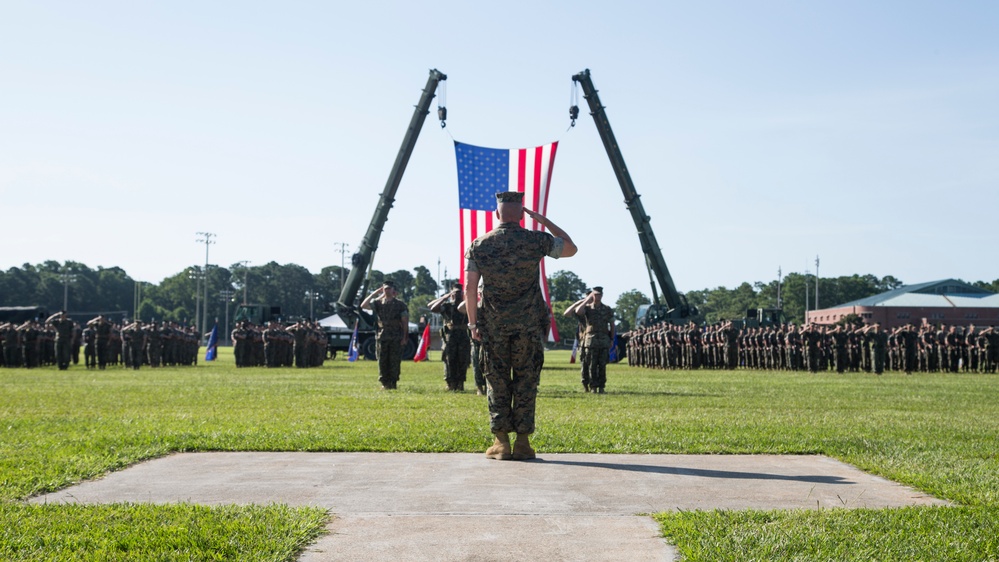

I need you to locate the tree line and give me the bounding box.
[0,260,442,327]
[3,261,997,339]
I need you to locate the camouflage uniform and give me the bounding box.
[145,323,163,367]
[121,322,145,370]
[2,323,21,367]
[91,318,112,370]
[370,299,408,388]
[577,300,613,391]
[868,328,888,374]
[263,323,285,368]
[48,315,76,370]
[438,300,470,390]
[286,322,310,368]
[831,328,848,374]
[231,323,248,367]
[465,222,564,435]
[82,326,96,369]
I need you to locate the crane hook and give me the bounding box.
[569,105,579,127]
[438,105,447,128]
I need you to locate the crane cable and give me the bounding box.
[567,79,580,131]
[435,77,579,142]
[436,80,447,128]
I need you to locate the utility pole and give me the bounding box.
[437,257,441,297]
[196,232,215,338]
[814,255,820,311]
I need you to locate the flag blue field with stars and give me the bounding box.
[453,140,562,342]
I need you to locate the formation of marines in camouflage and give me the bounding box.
[1,313,201,370]
[626,321,998,375]
[230,319,328,368]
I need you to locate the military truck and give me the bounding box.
[743,307,787,328]
[0,306,49,324]
[232,304,283,326]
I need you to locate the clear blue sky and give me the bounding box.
[2,1,997,305]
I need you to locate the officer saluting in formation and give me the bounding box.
[45,311,76,371]
[361,280,409,390]
[428,284,470,392]
[564,287,614,393]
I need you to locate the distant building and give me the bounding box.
[806,279,999,330]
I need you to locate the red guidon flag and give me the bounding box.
[454,140,561,342]
[413,323,431,362]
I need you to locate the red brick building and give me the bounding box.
[806,279,999,330]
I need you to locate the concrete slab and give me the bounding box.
[301,515,672,562]
[33,452,947,511]
[31,453,948,561]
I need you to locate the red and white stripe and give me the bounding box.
[458,142,561,342]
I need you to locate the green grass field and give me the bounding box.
[2,348,998,561]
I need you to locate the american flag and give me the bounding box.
[454,140,561,342]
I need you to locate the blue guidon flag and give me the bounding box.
[204,322,219,361]
[347,319,360,362]
[454,140,561,342]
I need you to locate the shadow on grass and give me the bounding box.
[535,459,854,484]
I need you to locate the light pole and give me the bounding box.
[776,266,783,309]
[305,290,318,320]
[133,280,144,321]
[220,289,235,345]
[233,260,249,305]
[188,267,201,329]
[60,265,77,311]
[334,243,349,299]
[814,255,820,311]
[196,232,215,337]
[804,268,810,324]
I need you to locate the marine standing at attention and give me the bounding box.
[464,191,577,461]
[361,280,409,389]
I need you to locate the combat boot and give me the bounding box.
[476,385,486,396]
[512,433,536,461]
[485,432,512,460]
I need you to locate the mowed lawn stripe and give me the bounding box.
[2,348,998,561]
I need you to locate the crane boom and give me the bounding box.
[337,68,447,309]
[571,69,692,321]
